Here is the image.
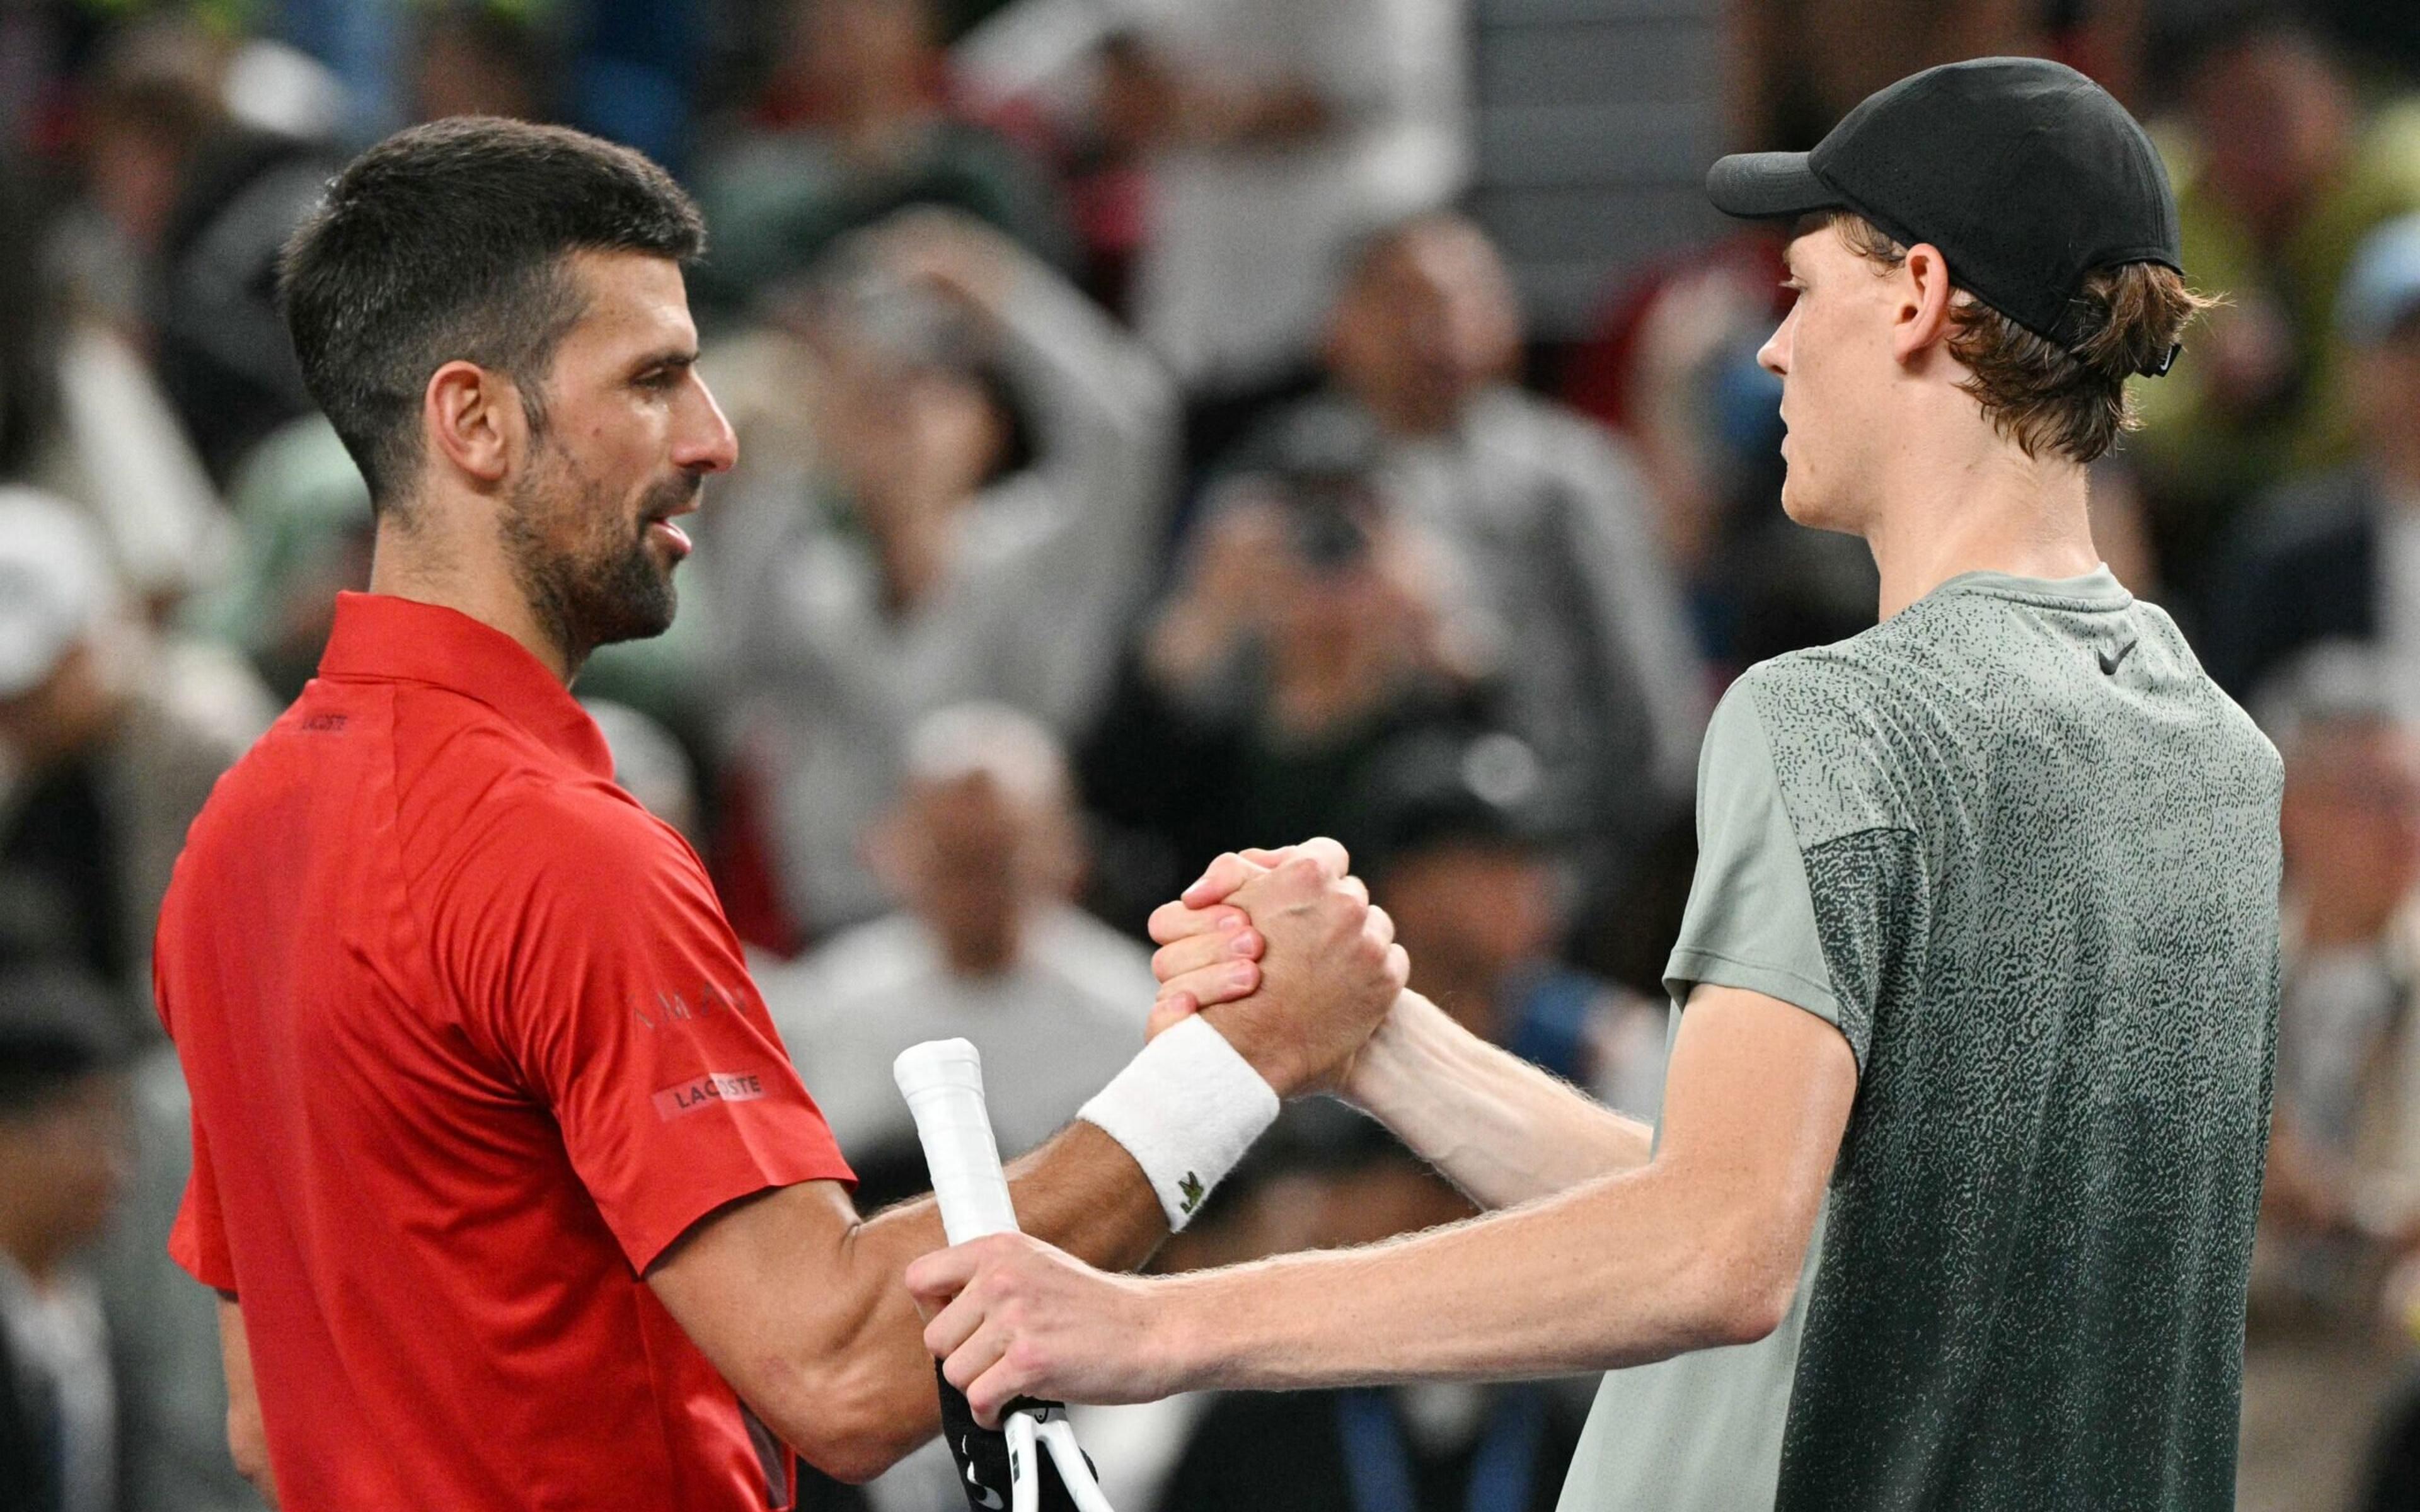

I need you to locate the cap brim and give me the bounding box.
[1706,152,1844,222]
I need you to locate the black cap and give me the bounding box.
[0,961,134,1112]
[1337,726,1561,878]
[1707,57,2184,375]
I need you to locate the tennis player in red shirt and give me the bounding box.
[152,117,1405,1509]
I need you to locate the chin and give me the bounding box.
[1778,471,1853,534]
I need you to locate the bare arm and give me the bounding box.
[910,985,1857,1421]
[648,847,1405,1480]
[216,1295,276,1506]
[1148,866,1652,1206]
[1341,990,1654,1208]
[645,1124,1161,1482]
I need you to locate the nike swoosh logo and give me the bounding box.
[2099,639,2138,676]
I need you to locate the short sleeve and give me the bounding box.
[1664,685,1843,1036]
[436,781,854,1273]
[168,1105,238,1292]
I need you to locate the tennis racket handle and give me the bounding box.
[894,1039,1023,1246]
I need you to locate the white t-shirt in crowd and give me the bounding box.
[758,903,1157,1162]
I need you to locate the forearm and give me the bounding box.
[858,1118,1168,1349]
[917,985,1850,1423]
[1153,1161,1782,1392]
[216,1297,277,1506]
[1347,991,1652,1208]
[706,1126,1169,1480]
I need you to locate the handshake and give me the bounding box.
[1139,836,1411,1099]
[902,835,1423,1426]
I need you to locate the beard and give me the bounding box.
[500,438,697,672]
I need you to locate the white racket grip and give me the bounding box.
[894,1039,1022,1246]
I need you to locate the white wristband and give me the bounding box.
[1080,1014,1281,1230]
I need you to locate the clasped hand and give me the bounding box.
[903,837,1408,1423]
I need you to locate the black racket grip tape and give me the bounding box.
[935,1363,1094,1511]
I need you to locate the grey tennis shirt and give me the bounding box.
[1559,568,2283,1511]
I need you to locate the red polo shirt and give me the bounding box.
[156,592,854,1509]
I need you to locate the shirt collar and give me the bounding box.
[1927,564,2132,611]
[317,592,614,778]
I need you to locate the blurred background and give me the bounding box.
[1,0,2417,1508]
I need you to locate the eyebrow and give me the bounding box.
[629,348,700,378]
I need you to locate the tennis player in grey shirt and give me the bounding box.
[906,58,2283,1510]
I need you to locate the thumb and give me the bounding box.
[905,1242,982,1309]
[1181,849,1280,908]
[1147,992,1201,1040]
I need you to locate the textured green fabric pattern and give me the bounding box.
[1559,566,2281,1511]
[1751,569,2281,1509]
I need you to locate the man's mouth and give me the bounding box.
[646,517,692,557]
[643,476,702,558]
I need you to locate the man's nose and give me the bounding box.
[1757,315,1790,377]
[677,373,740,475]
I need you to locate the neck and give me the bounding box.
[0,1201,65,1288]
[2372,436,2420,501]
[1357,383,1463,440]
[833,83,931,162]
[870,503,955,617]
[1861,425,2100,620]
[936,920,1023,978]
[369,515,579,685]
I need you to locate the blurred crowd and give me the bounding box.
[7,1,2420,1509]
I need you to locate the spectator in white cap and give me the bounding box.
[2208,211,2420,706]
[0,489,273,1030]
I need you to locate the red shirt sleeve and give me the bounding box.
[437,777,853,1273]
[168,1106,239,1292]
[155,948,239,1292]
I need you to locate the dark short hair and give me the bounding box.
[278,117,705,508]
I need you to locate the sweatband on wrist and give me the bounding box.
[1080,1014,1280,1230]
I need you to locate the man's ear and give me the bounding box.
[1891,243,1959,365]
[424,360,525,488]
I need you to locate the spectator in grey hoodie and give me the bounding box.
[708,209,1175,938]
